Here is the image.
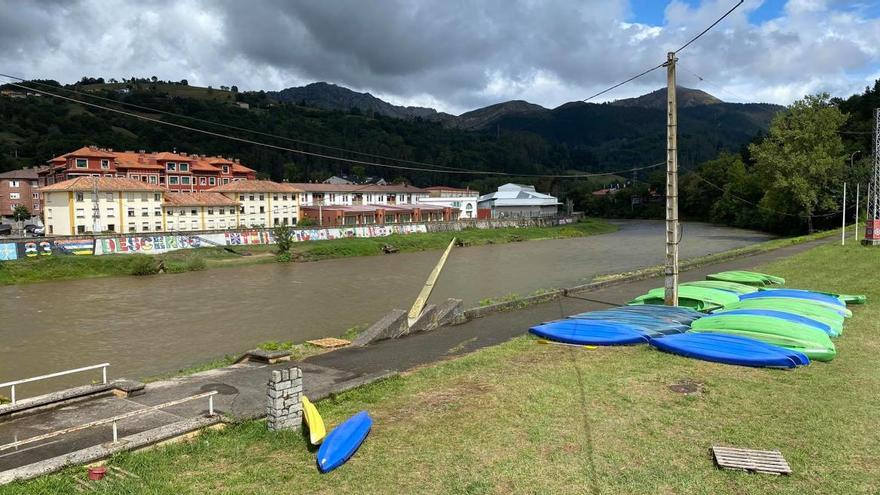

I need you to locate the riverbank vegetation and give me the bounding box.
[8,242,878,494]
[0,219,615,285]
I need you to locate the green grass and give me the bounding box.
[0,219,615,285]
[9,242,879,494]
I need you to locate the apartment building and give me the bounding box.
[163,192,239,231]
[0,167,45,222]
[39,146,257,190]
[417,186,479,219]
[291,183,430,208]
[208,180,302,227]
[41,177,166,235]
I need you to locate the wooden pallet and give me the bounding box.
[306,337,351,348]
[712,445,792,475]
[73,466,141,492]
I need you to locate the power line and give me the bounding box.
[0,73,479,174]
[674,1,744,54]
[581,0,744,103]
[5,80,666,179]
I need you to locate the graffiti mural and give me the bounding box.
[0,243,17,261]
[94,234,225,255]
[0,239,96,261]
[224,230,274,245]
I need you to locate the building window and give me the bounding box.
[190,209,197,216]
[107,207,115,218]
[179,163,189,172]
[155,222,162,231]
[141,193,148,202]
[154,208,161,217]
[33,202,39,210]
[154,193,161,201]
[179,209,186,216]
[142,222,149,231]
[222,165,229,174]
[75,208,85,218]
[181,176,191,185]
[249,194,255,201]
[169,176,179,185]
[259,206,265,213]
[273,194,278,201]
[33,193,40,199]
[223,178,230,184]
[219,208,225,215]
[127,208,135,217]
[207,208,214,215]
[159,176,166,184]
[167,209,173,216]
[209,177,216,185]
[107,224,115,232]
[131,175,140,181]
[8,180,19,187]
[259,194,264,201]
[128,223,135,232]
[100,159,110,169]
[149,176,157,184]
[282,194,287,201]
[75,192,84,201]
[199,177,206,185]
[9,192,19,200]
[191,220,198,229]
[140,208,148,217]
[77,225,86,234]
[75,158,87,168]
[166,162,177,171]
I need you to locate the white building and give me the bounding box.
[163,192,239,231]
[417,186,479,219]
[477,183,560,219]
[208,180,301,227]
[290,183,429,209]
[41,177,166,235]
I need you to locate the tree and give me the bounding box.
[12,205,30,224]
[749,93,848,232]
[273,225,294,261]
[231,85,238,93]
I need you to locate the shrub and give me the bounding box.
[185,256,207,271]
[276,252,292,263]
[297,218,317,227]
[129,255,159,276]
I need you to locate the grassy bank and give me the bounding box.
[9,242,878,494]
[0,219,615,285]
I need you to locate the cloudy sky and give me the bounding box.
[1,0,878,114]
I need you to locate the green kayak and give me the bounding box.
[815,291,867,305]
[681,280,760,295]
[691,313,837,362]
[628,286,740,312]
[706,270,785,287]
[715,299,845,336]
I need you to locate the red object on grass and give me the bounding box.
[87,466,107,481]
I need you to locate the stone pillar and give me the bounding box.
[266,366,302,431]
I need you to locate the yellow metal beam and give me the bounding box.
[408,237,455,327]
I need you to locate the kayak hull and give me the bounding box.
[649,332,809,368]
[317,411,372,473]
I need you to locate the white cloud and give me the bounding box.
[0,0,876,113]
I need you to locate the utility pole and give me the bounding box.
[841,182,846,245]
[850,150,860,241]
[866,108,880,246]
[664,51,679,306]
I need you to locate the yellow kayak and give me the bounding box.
[301,395,326,445]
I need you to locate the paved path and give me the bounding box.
[0,237,826,476]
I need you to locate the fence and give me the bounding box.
[0,363,109,405]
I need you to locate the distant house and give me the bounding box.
[418,186,479,219]
[322,174,387,185]
[323,175,355,185]
[0,167,46,223]
[477,183,560,219]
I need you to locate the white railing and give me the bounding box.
[0,391,218,452]
[0,363,110,406]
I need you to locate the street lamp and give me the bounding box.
[850,151,861,241]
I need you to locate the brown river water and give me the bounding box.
[0,220,773,395]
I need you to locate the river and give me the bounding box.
[0,220,773,394]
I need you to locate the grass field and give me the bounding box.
[0,219,615,285]
[6,242,878,494]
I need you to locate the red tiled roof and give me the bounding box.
[0,167,47,180]
[288,183,426,193]
[39,176,164,192]
[164,192,239,207]
[207,180,302,193]
[44,148,257,175]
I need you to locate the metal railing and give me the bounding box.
[0,391,218,452]
[0,363,110,405]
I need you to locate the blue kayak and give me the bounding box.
[317,411,373,473]
[575,305,704,324]
[709,308,835,336]
[740,289,846,308]
[649,332,810,368]
[530,319,681,346]
[566,314,689,333]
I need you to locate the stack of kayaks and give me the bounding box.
[530,306,702,346]
[628,286,740,311]
[681,280,760,295]
[689,309,837,361]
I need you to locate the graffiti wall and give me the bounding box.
[0,239,95,260]
[1,224,433,260]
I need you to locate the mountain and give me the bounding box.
[269,82,456,121]
[452,100,548,130]
[610,87,723,109]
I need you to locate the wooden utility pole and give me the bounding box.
[664,52,679,306]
